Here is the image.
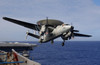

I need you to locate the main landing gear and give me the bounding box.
[51,40,54,44]
[62,40,65,46]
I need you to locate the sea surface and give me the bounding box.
[27,41,100,65]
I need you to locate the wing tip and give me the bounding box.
[74,33,92,37]
[88,35,92,37]
[3,17,8,20]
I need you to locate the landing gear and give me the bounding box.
[39,40,42,43]
[51,40,54,44]
[62,42,65,46]
[39,38,43,43]
[62,40,65,46]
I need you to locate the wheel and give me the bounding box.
[62,42,64,46]
[51,40,54,44]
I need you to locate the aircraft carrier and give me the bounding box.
[0,42,41,65]
[0,42,37,52]
[0,49,41,65]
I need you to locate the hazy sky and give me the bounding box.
[0,0,100,41]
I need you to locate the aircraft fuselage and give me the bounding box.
[39,24,71,43]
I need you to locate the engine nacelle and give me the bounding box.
[62,31,71,40]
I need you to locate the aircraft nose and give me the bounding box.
[62,24,71,30]
[66,25,71,29]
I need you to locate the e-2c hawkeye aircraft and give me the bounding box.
[3,17,92,46]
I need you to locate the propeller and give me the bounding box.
[25,30,29,40]
[40,17,49,36]
[68,23,75,39]
[63,23,91,40]
[39,17,49,41]
[68,26,74,39]
[68,23,80,39]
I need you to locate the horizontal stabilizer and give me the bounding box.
[74,33,92,37]
[28,33,39,39]
[3,17,40,31]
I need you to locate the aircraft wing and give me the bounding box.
[74,33,92,37]
[28,33,40,39]
[3,17,41,31]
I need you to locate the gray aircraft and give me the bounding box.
[3,17,92,46]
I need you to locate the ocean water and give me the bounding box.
[29,41,100,65]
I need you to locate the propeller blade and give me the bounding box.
[45,17,49,34]
[25,30,29,40]
[46,17,48,25]
[69,26,74,39]
[73,30,79,32]
[71,23,73,26]
[71,33,74,39]
[68,36,71,40]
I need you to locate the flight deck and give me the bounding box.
[0,42,37,52]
